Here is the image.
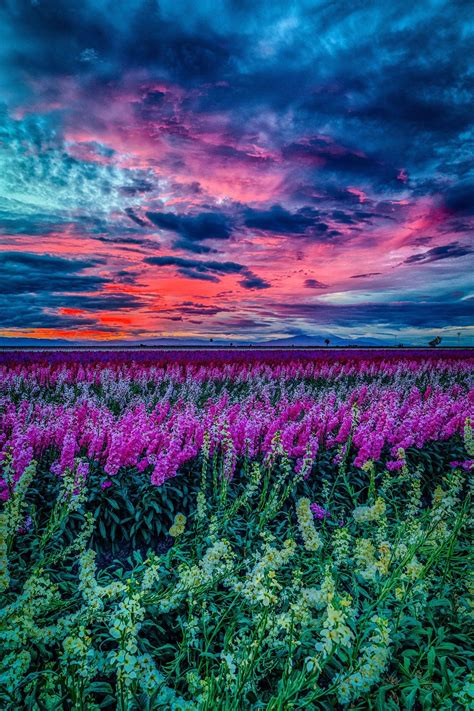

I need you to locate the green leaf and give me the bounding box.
[427,647,436,676]
[86,682,114,694]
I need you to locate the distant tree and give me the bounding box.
[324,338,330,347]
[428,336,442,347]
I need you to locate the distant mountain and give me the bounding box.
[0,337,78,347]
[0,336,231,348]
[0,334,392,348]
[255,334,386,347]
[128,337,231,347]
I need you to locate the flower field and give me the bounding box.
[0,349,473,709]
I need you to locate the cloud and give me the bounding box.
[238,273,271,290]
[176,268,219,282]
[244,205,318,234]
[270,298,474,329]
[207,143,275,166]
[404,241,473,265]
[0,252,143,330]
[0,111,160,223]
[282,137,401,186]
[160,302,227,317]
[304,278,328,289]
[350,272,382,279]
[443,182,474,216]
[0,295,98,329]
[146,211,233,248]
[172,240,217,254]
[0,252,106,294]
[57,293,144,310]
[125,208,149,227]
[145,255,242,274]
[0,198,70,236]
[144,255,270,289]
[0,0,235,86]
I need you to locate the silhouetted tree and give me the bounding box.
[325,338,330,347]
[428,336,442,347]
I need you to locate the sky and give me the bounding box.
[0,0,473,345]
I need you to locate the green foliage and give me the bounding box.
[0,444,472,710]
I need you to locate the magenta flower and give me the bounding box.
[0,350,471,495]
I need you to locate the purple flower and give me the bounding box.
[18,514,33,534]
[101,479,112,490]
[386,459,405,471]
[450,460,474,471]
[310,503,330,520]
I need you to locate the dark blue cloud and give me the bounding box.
[0,252,106,294]
[144,255,243,274]
[282,138,402,187]
[443,182,474,216]
[271,299,474,329]
[146,211,233,244]
[0,252,143,329]
[124,208,149,227]
[403,241,473,264]
[1,0,236,84]
[172,240,217,254]
[0,295,98,329]
[350,272,382,279]
[244,205,319,234]
[238,273,271,290]
[304,279,328,289]
[144,255,270,289]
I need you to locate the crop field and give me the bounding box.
[0,349,473,710]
